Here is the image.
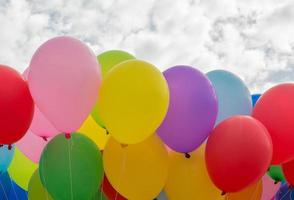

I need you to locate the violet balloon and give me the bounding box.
[157,66,218,153]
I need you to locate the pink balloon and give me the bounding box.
[28,36,101,133]
[261,175,280,200]
[16,130,50,163]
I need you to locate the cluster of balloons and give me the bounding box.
[0,35,293,200]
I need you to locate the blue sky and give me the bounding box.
[0,0,293,93]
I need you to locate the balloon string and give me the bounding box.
[290,189,293,200]
[115,148,127,200]
[281,187,291,200]
[9,177,19,200]
[0,179,8,200]
[67,138,74,200]
[42,145,48,200]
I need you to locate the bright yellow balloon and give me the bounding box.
[98,60,169,144]
[165,146,224,200]
[103,135,169,200]
[78,116,109,150]
[8,148,38,190]
[226,180,262,200]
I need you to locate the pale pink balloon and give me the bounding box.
[261,175,280,200]
[16,130,50,163]
[28,36,101,133]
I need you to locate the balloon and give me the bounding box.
[101,176,126,200]
[103,135,169,200]
[28,169,53,200]
[268,165,285,183]
[16,130,50,163]
[157,191,168,200]
[28,36,101,133]
[275,183,294,200]
[8,180,28,200]
[252,94,261,107]
[205,116,273,193]
[92,50,135,128]
[164,145,224,200]
[92,190,107,200]
[282,159,294,186]
[78,116,109,150]
[98,60,169,144]
[0,65,34,145]
[0,145,15,172]
[8,148,38,190]
[206,70,252,125]
[39,133,104,200]
[226,180,262,200]
[0,172,12,200]
[261,174,281,200]
[253,83,294,164]
[157,66,217,153]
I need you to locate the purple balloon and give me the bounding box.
[157,66,218,153]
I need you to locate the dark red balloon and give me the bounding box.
[205,116,272,193]
[0,65,34,145]
[101,176,126,200]
[282,159,294,186]
[253,83,294,164]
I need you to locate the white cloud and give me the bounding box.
[0,0,293,93]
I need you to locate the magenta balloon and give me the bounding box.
[157,66,218,153]
[261,175,280,200]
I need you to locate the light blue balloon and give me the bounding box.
[0,145,15,173]
[207,70,252,125]
[157,191,168,200]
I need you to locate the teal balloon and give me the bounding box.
[39,133,104,200]
[0,145,15,172]
[207,70,252,125]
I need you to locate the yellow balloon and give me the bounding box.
[8,148,38,190]
[226,180,262,200]
[103,135,169,200]
[78,116,109,150]
[98,60,169,144]
[165,146,224,200]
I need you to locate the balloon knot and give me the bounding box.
[105,129,109,135]
[42,136,48,141]
[274,181,278,184]
[221,191,226,196]
[8,145,12,150]
[0,144,3,148]
[185,153,191,158]
[121,144,128,148]
[65,133,71,139]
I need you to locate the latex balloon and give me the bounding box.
[226,180,262,200]
[28,36,101,134]
[8,180,28,200]
[253,83,294,164]
[251,94,261,107]
[28,169,53,200]
[268,165,285,183]
[205,116,273,193]
[275,183,294,200]
[261,174,281,200]
[0,65,34,145]
[101,176,126,200]
[78,116,109,150]
[0,145,15,172]
[158,66,217,153]
[8,148,38,190]
[103,135,169,200]
[39,133,104,200]
[282,159,294,187]
[98,60,169,144]
[93,190,107,200]
[165,145,224,200]
[207,70,252,125]
[0,172,11,200]
[16,130,50,163]
[92,50,135,128]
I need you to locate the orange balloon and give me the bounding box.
[226,180,262,200]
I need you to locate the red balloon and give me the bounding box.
[253,83,294,164]
[282,159,294,186]
[0,65,34,145]
[101,176,126,200]
[205,116,272,193]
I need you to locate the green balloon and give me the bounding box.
[39,133,104,200]
[28,169,53,200]
[92,50,135,128]
[92,190,108,200]
[267,165,285,183]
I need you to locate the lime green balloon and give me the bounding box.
[92,50,135,128]
[39,133,104,200]
[267,165,285,183]
[8,148,38,190]
[93,190,107,200]
[28,169,53,200]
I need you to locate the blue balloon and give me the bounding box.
[251,94,261,107]
[276,183,294,200]
[8,181,28,200]
[0,172,12,199]
[0,145,15,173]
[206,70,252,125]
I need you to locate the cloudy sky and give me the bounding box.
[0,0,293,93]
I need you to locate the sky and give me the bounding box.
[0,0,293,93]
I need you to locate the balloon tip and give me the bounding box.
[274,181,278,184]
[65,133,71,139]
[121,144,128,148]
[0,144,3,148]
[221,191,226,196]
[185,153,191,158]
[42,136,48,141]
[8,144,12,150]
